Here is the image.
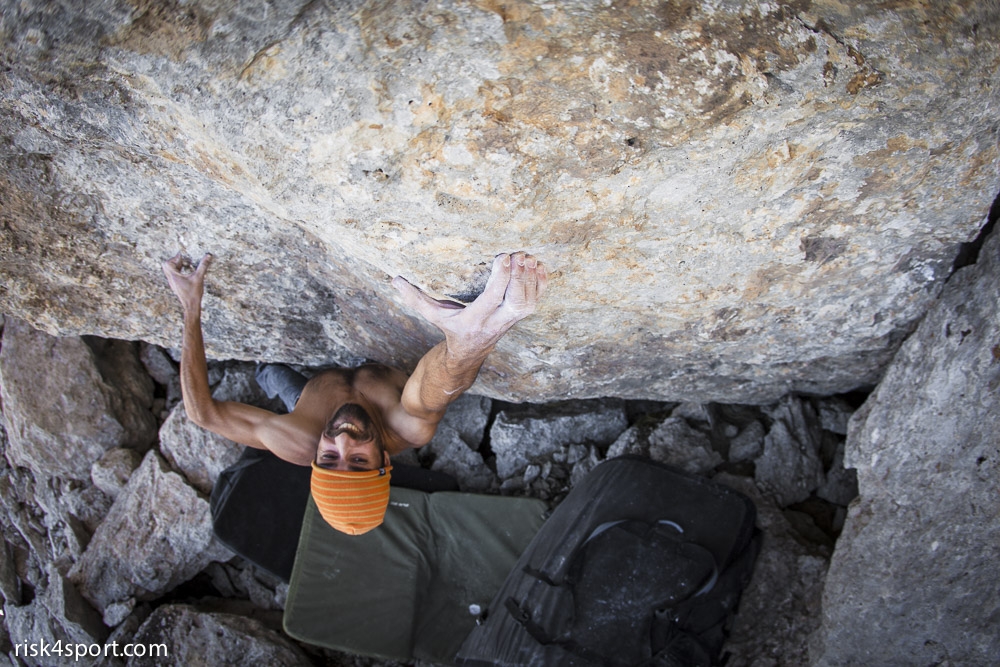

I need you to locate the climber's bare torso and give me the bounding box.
[254,364,415,466]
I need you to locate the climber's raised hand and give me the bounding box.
[163,252,213,315]
[390,251,547,444]
[392,251,547,356]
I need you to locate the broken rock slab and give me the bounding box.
[434,393,492,449]
[814,438,858,508]
[159,362,272,494]
[29,474,114,558]
[126,604,310,667]
[811,231,1000,665]
[754,396,825,507]
[138,342,181,418]
[41,566,108,645]
[419,392,496,491]
[90,448,144,500]
[728,420,766,463]
[4,600,73,667]
[0,320,157,480]
[815,397,855,436]
[0,467,54,596]
[210,362,280,407]
[3,568,107,667]
[421,425,496,493]
[0,424,118,576]
[490,399,627,480]
[0,536,20,607]
[606,416,722,475]
[159,404,245,496]
[69,451,233,619]
[566,444,604,488]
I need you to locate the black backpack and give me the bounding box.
[456,456,761,666]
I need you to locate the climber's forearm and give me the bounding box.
[178,306,222,428]
[174,300,286,453]
[401,338,494,421]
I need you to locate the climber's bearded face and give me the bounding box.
[315,403,388,471]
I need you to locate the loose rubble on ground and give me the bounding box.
[0,315,859,666]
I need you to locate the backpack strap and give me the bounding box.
[504,597,622,665]
[644,612,714,667]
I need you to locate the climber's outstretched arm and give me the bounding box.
[162,252,220,426]
[162,253,287,452]
[387,251,547,445]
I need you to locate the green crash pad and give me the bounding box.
[283,487,548,664]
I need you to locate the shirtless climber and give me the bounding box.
[162,251,547,535]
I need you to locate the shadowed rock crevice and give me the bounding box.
[950,186,1000,274]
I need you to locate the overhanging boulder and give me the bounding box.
[1,1,997,402]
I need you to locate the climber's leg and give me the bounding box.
[255,363,308,413]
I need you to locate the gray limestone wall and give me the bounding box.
[810,219,1000,666]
